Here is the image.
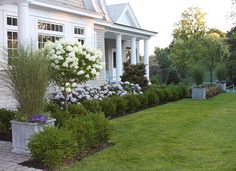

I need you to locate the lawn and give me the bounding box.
[64,93,236,171]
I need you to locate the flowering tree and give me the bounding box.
[45,39,103,112]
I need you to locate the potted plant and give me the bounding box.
[216,63,227,92]
[191,63,206,99]
[1,46,55,154]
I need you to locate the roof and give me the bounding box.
[107,3,141,28]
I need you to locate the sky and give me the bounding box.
[106,0,234,55]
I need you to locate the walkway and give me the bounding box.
[0,141,42,171]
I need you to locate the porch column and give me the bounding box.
[144,39,150,80]
[116,34,122,82]
[136,40,140,63]
[18,0,30,47]
[131,37,136,64]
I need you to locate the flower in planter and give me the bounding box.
[29,114,48,124]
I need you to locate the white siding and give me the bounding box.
[37,0,86,9]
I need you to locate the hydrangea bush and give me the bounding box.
[51,81,142,105]
[45,39,103,112]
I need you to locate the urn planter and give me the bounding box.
[192,87,206,99]
[11,119,56,155]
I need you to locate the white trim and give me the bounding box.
[98,0,112,22]
[95,20,157,37]
[30,1,103,19]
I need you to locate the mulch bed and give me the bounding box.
[19,143,114,170]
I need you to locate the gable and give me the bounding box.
[117,10,137,27]
[108,3,141,28]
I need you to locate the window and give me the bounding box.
[7,31,18,57]
[38,21,63,32]
[7,17,17,26]
[74,26,85,45]
[38,34,63,49]
[74,27,85,35]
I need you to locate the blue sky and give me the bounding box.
[106,0,234,54]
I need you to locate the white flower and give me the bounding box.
[85,74,90,78]
[54,59,59,64]
[70,79,75,82]
[58,56,64,60]
[77,70,85,75]
[51,63,56,67]
[62,62,68,68]
[91,68,97,75]
[66,45,73,52]
[65,82,70,87]
[65,87,71,93]
[69,52,75,58]
[60,87,65,91]
[55,65,60,70]
[72,83,77,87]
[87,66,91,70]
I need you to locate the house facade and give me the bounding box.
[0,0,157,109]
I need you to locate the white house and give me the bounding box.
[0,0,157,108]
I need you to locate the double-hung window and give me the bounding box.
[6,16,18,57]
[74,26,85,45]
[37,21,64,48]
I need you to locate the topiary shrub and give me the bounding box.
[81,100,102,113]
[121,62,149,89]
[68,104,88,117]
[109,96,127,117]
[99,98,116,117]
[28,126,78,170]
[63,113,110,149]
[124,95,141,113]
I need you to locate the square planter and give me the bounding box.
[11,119,56,155]
[192,87,206,99]
[219,82,226,92]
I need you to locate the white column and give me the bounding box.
[136,40,140,63]
[131,37,136,64]
[116,34,122,82]
[144,39,150,80]
[18,0,30,47]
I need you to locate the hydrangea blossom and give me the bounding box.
[51,82,142,105]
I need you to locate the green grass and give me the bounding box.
[64,93,236,171]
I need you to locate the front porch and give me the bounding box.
[104,30,151,83]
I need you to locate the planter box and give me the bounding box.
[192,87,206,99]
[219,82,226,92]
[11,119,56,155]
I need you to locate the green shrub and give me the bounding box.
[28,126,78,170]
[124,95,140,113]
[63,113,110,149]
[99,98,116,117]
[45,102,61,114]
[136,94,149,109]
[68,104,88,116]
[110,96,127,117]
[144,90,159,107]
[0,109,16,133]
[51,111,70,127]
[82,100,102,113]
[154,89,166,103]
[121,62,149,89]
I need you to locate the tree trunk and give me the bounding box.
[210,69,213,85]
[63,91,69,113]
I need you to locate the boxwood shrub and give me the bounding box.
[124,95,140,113]
[63,112,110,149]
[81,100,102,113]
[99,98,116,117]
[28,126,78,170]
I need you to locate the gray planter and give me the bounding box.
[11,119,56,155]
[219,82,226,92]
[192,87,206,99]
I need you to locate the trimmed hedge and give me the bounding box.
[28,127,78,170]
